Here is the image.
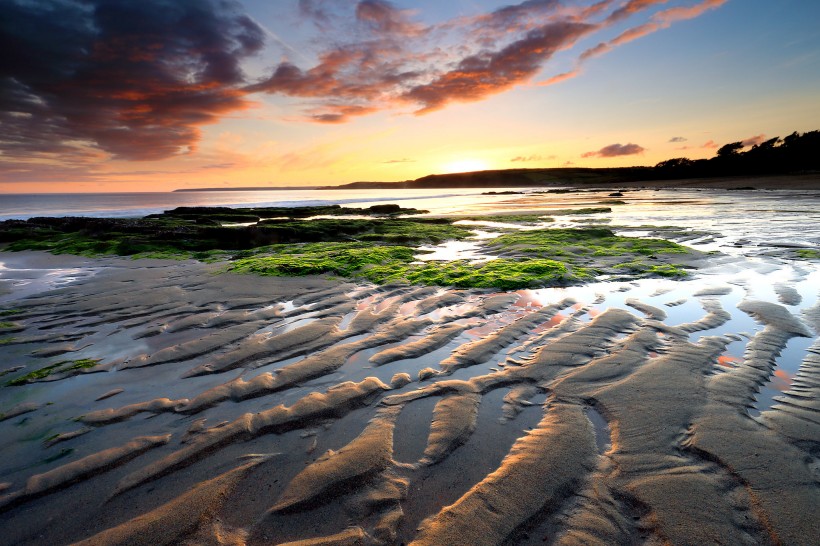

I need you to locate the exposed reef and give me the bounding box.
[1,204,704,289]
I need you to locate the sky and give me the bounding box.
[1,0,819,192]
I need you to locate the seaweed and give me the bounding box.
[795,249,820,260]
[491,228,688,258]
[5,358,102,386]
[231,243,592,289]
[1,204,699,288]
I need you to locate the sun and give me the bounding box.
[440,158,490,174]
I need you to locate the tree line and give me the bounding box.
[652,130,820,179]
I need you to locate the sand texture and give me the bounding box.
[0,250,818,545]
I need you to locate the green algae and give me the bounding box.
[453,214,552,224]
[491,228,688,257]
[0,338,15,345]
[3,214,472,258]
[2,204,700,288]
[231,244,418,278]
[0,322,18,329]
[795,249,820,260]
[547,207,612,215]
[452,208,611,224]
[231,242,591,289]
[257,218,472,245]
[5,358,101,386]
[364,259,591,289]
[0,309,22,317]
[612,261,689,278]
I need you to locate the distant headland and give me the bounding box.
[174,186,321,192]
[177,130,820,192]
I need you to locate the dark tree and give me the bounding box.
[716,142,744,157]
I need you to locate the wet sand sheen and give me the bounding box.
[0,249,817,545]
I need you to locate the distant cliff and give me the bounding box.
[327,130,820,190]
[322,167,653,190]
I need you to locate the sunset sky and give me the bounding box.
[1,0,819,192]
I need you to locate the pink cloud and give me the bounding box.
[550,0,726,85]
[402,21,595,113]
[537,69,582,86]
[582,143,646,158]
[741,134,766,147]
[256,0,727,121]
[605,0,670,23]
[1,0,733,172]
[511,154,556,162]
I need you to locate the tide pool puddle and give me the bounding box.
[585,406,612,454]
[749,335,815,417]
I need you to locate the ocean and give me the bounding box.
[0,188,497,221]
[2,187,819,252]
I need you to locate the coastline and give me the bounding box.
[320,172,820,192]
[0,186,818,545]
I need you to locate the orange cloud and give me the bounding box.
[403,21,595,113]
[537,69,582,86]
[1,0,732,174]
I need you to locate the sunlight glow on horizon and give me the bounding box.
[1,1,819,192]
[440,159,492,174]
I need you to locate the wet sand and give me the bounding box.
[1,193,819,545]
[594,173,820,190]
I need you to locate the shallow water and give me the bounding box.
[0,189,818,545]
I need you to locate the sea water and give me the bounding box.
[2,188,818,252]
[0,188,493,221]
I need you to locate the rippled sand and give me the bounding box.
[0,244,818,545]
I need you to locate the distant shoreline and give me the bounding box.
[173,186,321,192]
[175,172,820,193]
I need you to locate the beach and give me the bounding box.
[0,188,818,545]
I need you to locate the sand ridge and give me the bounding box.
[0,252,817,544]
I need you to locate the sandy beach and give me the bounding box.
[0,188,818,546]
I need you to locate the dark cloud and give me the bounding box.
[356,0,422,36]
[298,0,332,26]
[669,136,687,143]
[582,143,645,158]
[0,0,263,162]
[473,0,562,38]
[606,0,669,23]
